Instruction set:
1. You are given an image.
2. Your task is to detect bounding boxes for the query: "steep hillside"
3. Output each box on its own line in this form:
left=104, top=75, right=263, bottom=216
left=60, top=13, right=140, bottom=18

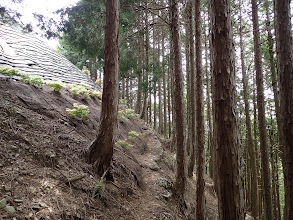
left=0, top=77, right=219, bottom=219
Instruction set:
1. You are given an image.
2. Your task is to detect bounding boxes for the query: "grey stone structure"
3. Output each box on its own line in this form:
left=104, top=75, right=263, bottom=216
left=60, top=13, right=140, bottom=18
left=0, top=23, right=96, bottom=87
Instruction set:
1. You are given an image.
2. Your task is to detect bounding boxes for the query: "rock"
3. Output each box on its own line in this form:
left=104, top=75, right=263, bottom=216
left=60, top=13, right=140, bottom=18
left=162, top=192, right=172, bottom=200
left=157, top=177, right=173, bottom=189
left=4, top=185, right=11, bottom=191
left=141, top=161, right=160, bottom=171
left=5, top=205, right=16, bottom=214
left=31, top=203, right=41, bottom=210
left=160, top=211, right=174, bottom=220
left=30, top=187, right=37, bottom=194
left=0, top=198, right=7, bottom=208
left=14, top=199, right=23, bottom=203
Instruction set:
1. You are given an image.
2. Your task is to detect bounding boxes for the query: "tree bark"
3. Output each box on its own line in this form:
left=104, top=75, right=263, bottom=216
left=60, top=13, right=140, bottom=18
left=239, top=1, right=259, bottom=217
left=274, top=0, right=293, bottom=219
left=251, top=0, right=273, bottom=219
left=187, top=0, right=196, bottom=176
left=88, top=0, right=119, bottom=176
left=194, top=0, right=205, bottom=218
left=170, top=0, right=187, bottom=207
left=210, top=0, right=244, bottom=219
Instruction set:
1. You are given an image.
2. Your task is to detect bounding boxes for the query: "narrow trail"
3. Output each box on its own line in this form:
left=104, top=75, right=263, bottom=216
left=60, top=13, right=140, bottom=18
left=132, top=126, right=176, bottom=220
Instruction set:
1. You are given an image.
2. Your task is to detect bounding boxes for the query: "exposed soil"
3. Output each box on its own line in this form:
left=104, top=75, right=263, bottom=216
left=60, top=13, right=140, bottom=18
left=0, top=77, right=219, bottom=219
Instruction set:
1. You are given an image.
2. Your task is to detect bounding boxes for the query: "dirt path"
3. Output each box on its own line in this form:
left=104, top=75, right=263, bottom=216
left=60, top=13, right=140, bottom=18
left=131, top=127, right=178, bottom=220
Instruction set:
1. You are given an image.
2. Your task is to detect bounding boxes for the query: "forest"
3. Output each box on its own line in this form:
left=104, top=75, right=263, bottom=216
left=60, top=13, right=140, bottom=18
left=1, top=0, right=293, bottom=219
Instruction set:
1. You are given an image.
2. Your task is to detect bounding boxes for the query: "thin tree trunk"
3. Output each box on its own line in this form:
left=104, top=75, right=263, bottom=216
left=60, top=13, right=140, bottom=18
left=239, top=1, right=259, bottom=217
left=140, top=6, right=149, bottom=120
left=135, top=10, right=143, bottom=114
left=194, top=0, right=205, bottom=218
left=251, top=0, right=273, bottom=218
left=162, top=32, right=167, bottom=137
left=265, top=1, right=284, bottom=163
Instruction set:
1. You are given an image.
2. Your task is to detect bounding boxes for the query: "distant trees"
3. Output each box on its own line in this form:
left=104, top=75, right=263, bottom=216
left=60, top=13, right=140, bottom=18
left=4, top=0, right=290, bottom=218
left=251, top=0, right=273, bottom=218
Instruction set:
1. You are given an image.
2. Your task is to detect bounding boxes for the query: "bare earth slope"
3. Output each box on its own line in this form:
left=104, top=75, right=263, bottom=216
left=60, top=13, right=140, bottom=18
left=0, top=77, right=218, bottom=220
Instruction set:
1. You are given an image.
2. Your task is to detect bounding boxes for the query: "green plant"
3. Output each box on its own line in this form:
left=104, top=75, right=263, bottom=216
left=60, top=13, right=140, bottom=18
left=0, top=67, right=19, bottom=76
left=27, top=75, right=44, bottom=86
left=96, top=182, right=104, bottom=191
left=89, top=90, right=102, bottom=99
left=46, top=80, right=64, bottom=92
left=80, top=81, right=92, bottom=89
left=120, top=99, right=128, bottom=105
left=66, top=103, right=90, bottom=119
left=128, top=131, right=140, bottom=141
left=69, top=83, right=91, bottom=99
left=19, top=73, right=30, bottom=82
left=115, top=140, right=133, bottom=148
left=95, top=78, right=102, bottom=87
left=82, top=66, right=90, bottom=75
left=118, top=110, right=128, bottom=122
left=125, top=109, right=135, bottom=120
left=118, top=109, right=136, bottom=122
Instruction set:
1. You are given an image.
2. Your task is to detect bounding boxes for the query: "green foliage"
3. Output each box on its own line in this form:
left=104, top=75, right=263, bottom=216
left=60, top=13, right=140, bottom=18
left=66, top=103, right=90, bottom=119
left=125, top=109, right=135, bottom=119
left=120, top=99, right=128, bottom=105
left=128, top=131, right=140, bottom=141
left=118, top=108, right=136, bottom=122
left=115, top=140, right=133, bottom=148
left=95, top=181, right=104, bottom=191
left=46, top=80, right=64, bottom=92
left=82, top=66, right=90, bottom=75
left=68, top=83, right=90, bottom=98
left=95, top=78, right=102, bottom=87
left=24, top=75, right=44, bottom=86
left=128, top=131, right=140, bottom=137
left=89, top=90, right=102, bottom=99
left=118, top=110, right=128, bottom=122
left=0, top=67, right=19, bottom=76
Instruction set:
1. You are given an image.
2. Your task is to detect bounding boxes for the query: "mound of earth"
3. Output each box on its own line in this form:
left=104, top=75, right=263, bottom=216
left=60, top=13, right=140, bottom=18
left=0, top=77, right=219, bottom=219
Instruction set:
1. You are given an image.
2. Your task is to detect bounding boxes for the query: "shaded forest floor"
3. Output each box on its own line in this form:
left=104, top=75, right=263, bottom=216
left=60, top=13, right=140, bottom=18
left=0, top=77, right=219, bottom=219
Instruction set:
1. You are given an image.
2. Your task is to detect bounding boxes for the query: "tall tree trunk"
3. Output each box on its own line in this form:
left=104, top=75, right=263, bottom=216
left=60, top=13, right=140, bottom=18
left=251, top=0, right=273, bottom=219
left=204, top=10, right=214, bottom=180
left=210, top=0, right=244, bottom=219
left=268, top=114, right=278, bottom=220
left=135, top=10, right=143, bottom=114
left=140, top=6, right=149, bottom=120
left=194, top=0, right=205, bottom=218
left=162, top=31, right=167, bottom=137
left=170, top=0, right=187, bottom=207
left=265, top=1, right=284, bottom=163
left=88, top=0, right=119, bottom=176
left=184, top=5, right=192, bottom=155
left=275, top=0, right=293, bottom=219
left=186, top=0, right=195, bottom=174
left=239, top=1, right=259, bottom=218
